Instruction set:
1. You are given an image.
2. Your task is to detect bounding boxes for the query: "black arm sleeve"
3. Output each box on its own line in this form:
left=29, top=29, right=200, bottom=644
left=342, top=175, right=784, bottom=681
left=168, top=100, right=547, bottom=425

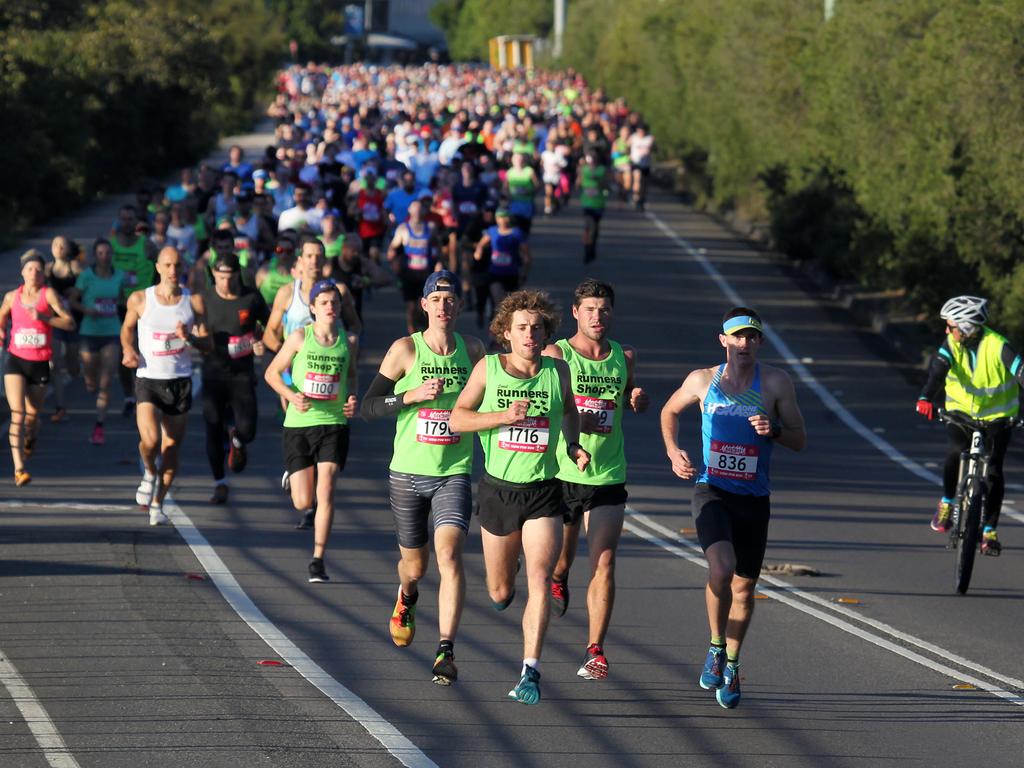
left=919, top=340, right=952, bottom=402
left=1000, top=342, right=1024, bottom=389
left=359, top=373, right=403, bottom=420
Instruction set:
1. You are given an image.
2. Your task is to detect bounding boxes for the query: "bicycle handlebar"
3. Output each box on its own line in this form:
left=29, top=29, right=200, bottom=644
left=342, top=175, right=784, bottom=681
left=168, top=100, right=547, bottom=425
left=935, top=408, right=1024, bottom=432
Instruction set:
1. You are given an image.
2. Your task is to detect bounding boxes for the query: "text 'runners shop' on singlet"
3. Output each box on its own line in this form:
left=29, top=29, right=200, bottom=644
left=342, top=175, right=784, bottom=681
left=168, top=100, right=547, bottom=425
left=390, top=332, right=473, bottom=476
left=283, top=324, right=351, bottom=428
left=698, top=364, right=773, bottom=496
left=479, top=355, right=563, bottom=484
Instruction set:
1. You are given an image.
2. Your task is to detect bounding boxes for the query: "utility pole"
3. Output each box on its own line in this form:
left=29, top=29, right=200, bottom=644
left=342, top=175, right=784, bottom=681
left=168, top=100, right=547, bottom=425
left=824, top=0, right=836, bottom=21
left=553, top=0, right=565, bottom=58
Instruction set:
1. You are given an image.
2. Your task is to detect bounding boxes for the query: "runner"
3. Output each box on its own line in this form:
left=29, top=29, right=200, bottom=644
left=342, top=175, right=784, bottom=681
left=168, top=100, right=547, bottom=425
left=659, top=308, right=806, bottom=708
left=473, top=209, right=530, bottom=328
left=628, top=125, right=654, bottom=211
left=0, top=250, right=77, bottom=485
left=387, top=200, right=442, bottom=334
left=578, top=152, right=609, bottom=264
left=504, top=152, right=539, bottom=236
left=256, top=234, right=297, bottom=306
left=45, top=235, right=83, bottom=422
left=68, top=239, right=127, bottom=445
left=264, top=279, right=358, bottom=582
left=543, top=279, right=648, bottom=681
left=450, top=290, right=591, bottom=705
left=200, top=253, right=270, bottom=504
left=360, top=271, right=485, bottom=685
left=120, top=247, right=210, bottom=524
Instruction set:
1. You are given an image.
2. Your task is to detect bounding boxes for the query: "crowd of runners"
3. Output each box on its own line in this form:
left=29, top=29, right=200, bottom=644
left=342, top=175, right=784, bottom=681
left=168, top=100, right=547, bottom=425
left=1, top=64, right=812, bottom=709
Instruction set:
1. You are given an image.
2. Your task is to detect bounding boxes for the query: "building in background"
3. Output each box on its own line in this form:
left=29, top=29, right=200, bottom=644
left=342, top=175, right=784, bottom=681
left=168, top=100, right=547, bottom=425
left=337, top=1, right=446, bottom=62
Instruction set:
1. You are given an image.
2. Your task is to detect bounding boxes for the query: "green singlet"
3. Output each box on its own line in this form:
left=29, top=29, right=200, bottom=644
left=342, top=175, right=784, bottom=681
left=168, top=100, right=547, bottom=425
left=507, top=167, right=535, bottom=203
left=283, top=324, right=351, bottom=428
left=320, top=234, right=345, bottom=261
left=580, top=166, right=608, bottom=211
left=111, top=235, right=154, bottom=296
left=554, top=339, right=628, bottom=485
left=260, top=260, right=292, bottom=305
left=390, top=333, right=473, bottom=476
left=480, top=355, right=563, bottom=484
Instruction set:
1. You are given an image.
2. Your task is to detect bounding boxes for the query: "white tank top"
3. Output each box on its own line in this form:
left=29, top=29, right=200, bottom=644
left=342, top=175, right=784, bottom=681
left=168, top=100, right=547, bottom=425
left=283, top=279, right=312, bottom=336
left=137, top=286, right=195, bottom=380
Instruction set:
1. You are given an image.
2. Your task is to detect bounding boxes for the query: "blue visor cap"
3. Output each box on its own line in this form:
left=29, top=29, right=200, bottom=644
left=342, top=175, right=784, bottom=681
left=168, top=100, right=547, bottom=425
left=423, top=270, right=461, bottom=298
left=309, top=279, right=339, bottom=306
left=722, top=315, right=764, bottom=335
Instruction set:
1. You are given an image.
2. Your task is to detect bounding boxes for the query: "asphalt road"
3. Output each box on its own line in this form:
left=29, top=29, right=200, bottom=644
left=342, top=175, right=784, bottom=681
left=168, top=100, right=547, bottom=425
left=2, top=181, right=1023, bottom=767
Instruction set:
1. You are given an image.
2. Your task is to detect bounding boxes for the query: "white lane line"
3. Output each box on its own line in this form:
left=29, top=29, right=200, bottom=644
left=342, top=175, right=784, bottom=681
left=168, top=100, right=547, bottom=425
left=162, top=497, right=438, bottom=768
left=623, top=512, right=1024, bottom=706
left=0, top=654, right=81, bottom=767
left=0, top=501, right=134, bottom=513
left=645, top=210, right=1024, bottom=527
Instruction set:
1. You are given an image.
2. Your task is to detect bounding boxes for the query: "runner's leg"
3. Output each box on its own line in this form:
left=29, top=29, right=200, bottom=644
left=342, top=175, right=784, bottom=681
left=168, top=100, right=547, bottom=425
left=5, top=374, right=27, bottom=473
left=154, top=413, right=187, bottom=505
left=583, top=504, right=624, bottom=646
left=481, top=527, right=522, bottom=608
left=312, top=461, right=339, bottom=559
left=520, top=515, right=562, bottom=660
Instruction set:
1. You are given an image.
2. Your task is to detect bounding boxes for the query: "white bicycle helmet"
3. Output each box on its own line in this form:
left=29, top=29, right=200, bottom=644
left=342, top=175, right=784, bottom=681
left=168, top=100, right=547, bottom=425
left=940, top=295, right=988, bottom=337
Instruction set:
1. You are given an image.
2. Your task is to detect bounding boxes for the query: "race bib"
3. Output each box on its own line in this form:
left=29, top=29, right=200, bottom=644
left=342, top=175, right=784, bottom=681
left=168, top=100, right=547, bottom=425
left=151, top=331, right=186, bottom=357
left=575, top=395, right=615, bottom=435
left=94, top=298, right=117, bottom=317
left=363, top=203, right=380, bottom=222
left=303, top=371, right=339, bottom=400
left=408, top=253, right=430, bottom=271
left=458, top=201, right=478, bottom=214
left=492, top=250, right=513, bottom=268
left=228, top=332, right=253, bottom=359
left=13, top=330, right=45, bottom=348
left=708, top=440, right=759, bottom=481
left=125, top=271, right=138, bottom=287
left=498, top=416, right=550, bottom=453
left=416, top=408, right=461, bottom=445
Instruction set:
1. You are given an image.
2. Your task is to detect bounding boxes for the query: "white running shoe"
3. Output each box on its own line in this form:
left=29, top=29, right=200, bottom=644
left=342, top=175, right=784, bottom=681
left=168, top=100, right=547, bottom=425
left=136, top=473, right=156, bottom=507
left=149, top=502, right=169, bottom=526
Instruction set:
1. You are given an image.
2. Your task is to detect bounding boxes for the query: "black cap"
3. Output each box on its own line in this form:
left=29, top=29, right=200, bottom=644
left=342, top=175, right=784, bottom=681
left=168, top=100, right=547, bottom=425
left=212, top=252, right=241, bottom=273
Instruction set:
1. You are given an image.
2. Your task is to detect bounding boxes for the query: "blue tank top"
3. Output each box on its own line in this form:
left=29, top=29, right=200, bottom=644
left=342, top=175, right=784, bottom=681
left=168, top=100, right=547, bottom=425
left=403, top=221, right=433, bottom=272
left=487, top=225, right=525, bottom=277
left=698, top=364, right=773, bottom=496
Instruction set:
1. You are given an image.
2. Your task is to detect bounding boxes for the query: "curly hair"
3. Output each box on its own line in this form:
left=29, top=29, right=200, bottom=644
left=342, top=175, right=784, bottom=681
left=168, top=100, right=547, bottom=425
left=490, top=290, right=561, bottom=348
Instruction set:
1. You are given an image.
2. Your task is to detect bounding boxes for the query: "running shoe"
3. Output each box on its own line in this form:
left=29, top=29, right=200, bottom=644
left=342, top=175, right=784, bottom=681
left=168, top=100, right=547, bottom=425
left=716, top=663, right=741, bottom=709
left=136, top=473, right=157, bottom=507
left=550, top=576, right=569, bottom=617
left=577, top=644, right=609, bottom=680
left=931, top=499, right=953, bottom=532
left=295, top=509, right=315, bottom=529
left=307, top=558, right=329, bottom=583
left=228, top=430, right=247, bottom=473
left=389, top=589, right=417, bottom=647
left=51, top=407, right=66, bottom=423
left=149, top=502, right=169, bottom=526
left=14, top=470, right=31, bottom=487
left=210, top=484, right=229, bottom=505
left=507, top=665, right=541, bottom=705
left=122, top=398, right=136, bottom=418
left=699, top=645, right=727, bottom=690
left=981, top=528, right=1002, bottom=557
left=89, top=423, right=105, bottom=445
left=432, top=650, right=458, bottom=686
left=281, top=469, right=291, bottom=494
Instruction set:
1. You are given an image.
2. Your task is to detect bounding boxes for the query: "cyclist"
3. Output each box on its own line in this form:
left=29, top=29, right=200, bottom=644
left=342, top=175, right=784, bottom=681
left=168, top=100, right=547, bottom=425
left=659, top=308, right=806, bottom=709
left=915, top=296, right=1024, bottom=555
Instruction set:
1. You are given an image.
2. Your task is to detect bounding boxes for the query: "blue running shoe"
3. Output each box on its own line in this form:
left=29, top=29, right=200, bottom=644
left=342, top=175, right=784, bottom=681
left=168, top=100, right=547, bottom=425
left=716, top=663, right=741, bottom=709
left=507, top=665, right=541, bottom=705
left=699, top=646, right=726, bottom=690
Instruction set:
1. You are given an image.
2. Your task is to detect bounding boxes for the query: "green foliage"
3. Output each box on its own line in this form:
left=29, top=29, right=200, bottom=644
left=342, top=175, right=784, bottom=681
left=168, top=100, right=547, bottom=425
left=0, top=0, right=287, bottom=236
left=432, top=0, right=552, bottom=61
left=269, top=0, right=345, bottom=62
left=553, top=0, right=1024, bottom=347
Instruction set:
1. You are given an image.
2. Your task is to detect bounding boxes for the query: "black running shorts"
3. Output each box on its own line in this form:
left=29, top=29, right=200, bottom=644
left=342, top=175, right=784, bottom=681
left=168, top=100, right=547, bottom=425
left=475, top=474, right=562, bottom=536
left=282, top=423, right=349, bottom=474
left=4, top=354, right=50, bottom=387
left=692, top=482, right=771, bottom=580
left=135, top=376, right=192, bottom=416
left=560, top=481, right=628, bottom=526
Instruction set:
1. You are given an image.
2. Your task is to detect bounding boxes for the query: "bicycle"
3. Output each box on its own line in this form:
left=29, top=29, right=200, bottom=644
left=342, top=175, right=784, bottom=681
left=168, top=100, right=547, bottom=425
left=936, top=409, right=1022, bottom=594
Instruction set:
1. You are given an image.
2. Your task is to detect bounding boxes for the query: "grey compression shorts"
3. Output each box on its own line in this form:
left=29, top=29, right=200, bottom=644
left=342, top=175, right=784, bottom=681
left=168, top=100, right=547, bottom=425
left=388, top=471, right=472, bottom=549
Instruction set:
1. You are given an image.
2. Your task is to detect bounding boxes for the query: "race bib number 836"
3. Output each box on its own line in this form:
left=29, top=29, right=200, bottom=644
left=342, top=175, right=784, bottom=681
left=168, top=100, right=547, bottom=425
left=708, top=440, right=759, bottom=481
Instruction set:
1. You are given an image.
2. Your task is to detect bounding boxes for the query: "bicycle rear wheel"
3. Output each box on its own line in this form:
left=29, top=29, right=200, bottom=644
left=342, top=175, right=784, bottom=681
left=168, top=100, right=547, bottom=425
left=955, top=483, right=983, bottom=594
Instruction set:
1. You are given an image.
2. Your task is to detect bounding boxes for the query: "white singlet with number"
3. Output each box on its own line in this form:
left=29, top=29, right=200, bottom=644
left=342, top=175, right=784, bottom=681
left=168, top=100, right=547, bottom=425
left=707, top=440, right=759, bottom=481
left=136, top=286, right=194, bottom=380
left=304, top=371, right=339, bottom=400
left=151, top=331, right=186, bottom=357
left=416, top=408, right=460, bottom=445
left=575, top=395, right=615, bottom=435
left=498, top=416, right=550, bottom=453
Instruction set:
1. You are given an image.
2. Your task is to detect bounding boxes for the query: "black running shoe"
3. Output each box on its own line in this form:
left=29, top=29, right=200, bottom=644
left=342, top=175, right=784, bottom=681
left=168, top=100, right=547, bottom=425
left=432, top=651, right=458, bottom=686
left=550, top=577, right=569, bottom=617
left=228, top=430, right=247, bottom=473
left=308, top=558, right=329, bottom=583
left=296, top=510, right=315, bottom=529
left=210, top=484, right=229, bottom=505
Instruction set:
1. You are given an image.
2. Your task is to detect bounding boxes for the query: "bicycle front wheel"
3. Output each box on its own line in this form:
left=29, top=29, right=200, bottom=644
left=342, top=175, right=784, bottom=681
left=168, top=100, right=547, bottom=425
left=955, top=483, right=983, bottom=595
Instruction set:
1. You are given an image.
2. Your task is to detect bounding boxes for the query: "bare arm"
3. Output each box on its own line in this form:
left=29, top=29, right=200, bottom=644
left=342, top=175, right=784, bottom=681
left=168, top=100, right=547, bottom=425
left=660, top=368, right=710, bottom=480
left=623, top=345, right=649, bottom=413
left=338, top=283, right=362, bottom=337
left=262, top=282, right=291, bottom=353
left=120, top=290, right=146, bottom=368
left=45, top=287, right=76, bottom=331
left=449, top=357, right=527, bottom=433
left=188, top=293, right=212, bottom=353
left=0, top=292, right=12, bottom=346
left=557, top=358, right=590, bottom=472
left=264, top=328, right=307, bottom=410
left=474, top=233, right=491, bottom=262
left=749, top=368, right=806, bottom=452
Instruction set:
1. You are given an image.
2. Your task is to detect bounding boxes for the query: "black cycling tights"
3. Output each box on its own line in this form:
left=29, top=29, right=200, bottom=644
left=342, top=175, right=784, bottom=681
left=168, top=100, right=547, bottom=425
left=943, top=422, right=1011, bottom=527
left=202, top=376, right=258, bottom=481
